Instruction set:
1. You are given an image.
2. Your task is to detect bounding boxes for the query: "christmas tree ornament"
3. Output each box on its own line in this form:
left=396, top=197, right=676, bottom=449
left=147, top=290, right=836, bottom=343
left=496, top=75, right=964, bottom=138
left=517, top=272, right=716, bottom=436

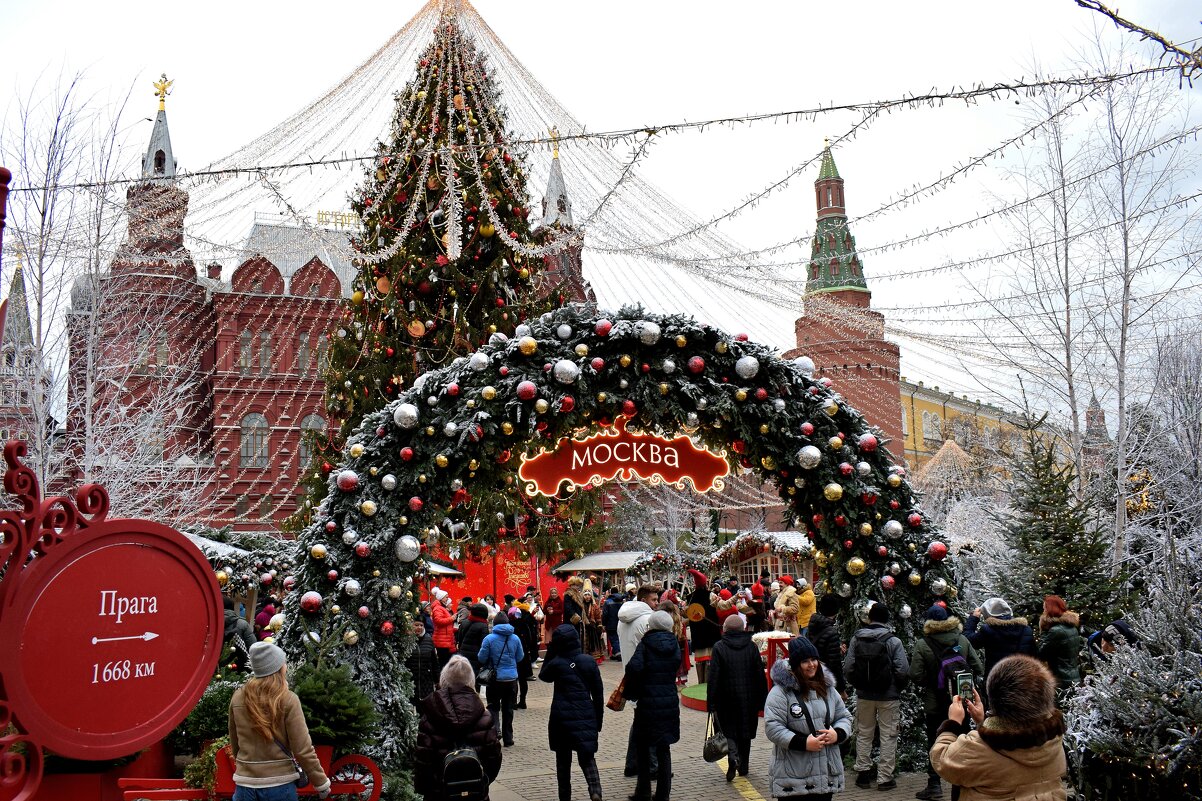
left=715, top=341, right=729, bottom=354
left=283, top=576, right=296, bottom=591
left=343, top=630, right=360, bottom=646
left=857, top=461, right=872, bottom=476
left=517, top=336, right=538, bottom=355
left=358, top=606, right=370, bottom=618
left=773, top=398, right=786, bottom=411
left=325, top=521, right=338, bottom=533
left=481, top=385, right=497, bottom=400
left=735, top=389, right=748, bottom=402
left=269, top=614, right=285, bottom=632
left=327, top=570, right=339, bottom=582
left=388, top=585, right=403, bottom=599
left=381, top=474, right=397, bottom=491
left=342, top=531, right=358, bottom=546
left=516, top=380, right=537, bottom=400
left=553, top=359, right=580, bottom=384
left=762, top=456, right=777, bottom=470
left=408, top=497, right=424, bottom=511
left=798, top=445, right=822, bottom=469
left=556, top=324, right=573, bottom=340
left=877, top=545, right=888, bottom=556
left=394, top=403, right=420, bottom=429
left=685, top=412, right=699, bottom=428
left=575, top=344, right=589, bottom=356
left=828, top=435, right=844, bottom=450
left=837, top=582, right=853, bottom=597
left=859, top=522, right=873, bottom=536
left=349, top=443, right=365, bottom=458
left=881, top=575, right=896, bottom=590
left=638, top=321, right=661, bottom=345
left=380, top=621, right=395, bottom=636
left=883, top=520, right=904, bottom=539
left=844, top=539, right=854, bottom=549
left=595, top=319, right=612, bottom=336
left=886, top=473, right=903, bottom=488
left=261, top=572, right=273, bottom=585
left=846, top=557, right=866, bottom=575
left=800, top=421, right=815, bottom=436
left=858, top=433, right=878, bottom=452
left=534, top=399, right=549, bottom=414
left=930, top=577, right=948, bottom=595
left=395, top=535, right=421, bottom=562
left=515, top=324, right=532, bottom=338
left=824, top=401, right=839, bottom=416
left=589, top=357, right=605, bottom=372
left=618, top=355, right=632, bottom=368
left=687, top=356, right=706, bottom=374
left=661, top=358, right=677, bottom=374
left=899, top=604, right=913, bottom=619
left=560, top=395, right=576, bottom=412
left=360, top=500, right=378, bottom=517
left=889, top=562, right=902, bottom=575
left=908, top=570, right=922, bottom=586
left=310, top=544, right=329, bottom=560
left=300, top=591, right=324, bottom=613
left=621, top=399, right=637, bottom=416
left=839, top=461, right=854, bottom=476
left=759, top=424, right=770, bottom=434
left=337, top=470, right=360, bottom=492
left=619, top=379, right=630, bottom=390
left=469, top=352, right=489, bottom=371
left=399, top=447, right=415, bottom=462
left=659, top=383, right=670, bottom=396
left=351, top=289, right=365, bottom=305
left=216, top=570, right=229, bottom=586
left=344, top=579, right=363, bottom=596
left=443, top=421, right=458, bottom=437
left=696, top=397, right=708, bottom=410
left=426, top=395, right=439, bottom=407
left=927, top=541, right=949, bottom=561
left=754, top=388, right=769, bottom=401
left=794, top=356, right=815, bottom=376
left=735, top=356, right=760, bottom=379
left=823, top=483, right=844, bottom=501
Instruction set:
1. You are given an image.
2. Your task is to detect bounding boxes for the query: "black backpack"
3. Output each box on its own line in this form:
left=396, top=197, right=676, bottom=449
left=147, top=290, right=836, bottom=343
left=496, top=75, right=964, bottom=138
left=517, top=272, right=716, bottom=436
left=850, top=634, right=896, bottom=694
left=443, top=743, right=488, bottom=800
left=926, top=636, right=970, bottom=704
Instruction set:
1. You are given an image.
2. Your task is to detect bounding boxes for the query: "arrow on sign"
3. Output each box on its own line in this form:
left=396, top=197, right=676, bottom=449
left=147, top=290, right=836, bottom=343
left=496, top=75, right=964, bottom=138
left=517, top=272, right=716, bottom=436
left=91, top=632, right=160, bottom=645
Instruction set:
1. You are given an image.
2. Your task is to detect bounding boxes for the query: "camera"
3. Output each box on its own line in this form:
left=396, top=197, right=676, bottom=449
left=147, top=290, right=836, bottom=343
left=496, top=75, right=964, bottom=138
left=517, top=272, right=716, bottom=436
left=954, top=671, right=974, bottom=699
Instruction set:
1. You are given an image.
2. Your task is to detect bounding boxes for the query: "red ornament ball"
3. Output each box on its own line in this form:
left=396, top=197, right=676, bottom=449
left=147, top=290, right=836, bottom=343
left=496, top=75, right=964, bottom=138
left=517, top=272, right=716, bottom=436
left=732, top=439, right=746, bottom=454
left=590, top=357, right=605, bottom=371
left=380, top=621, right=395, bottom=636
left=844, top=539, right=854, bottom=550
left=834, top=514, right=847, bottom=527
left=908, top=512, right=923, bottom=527
left=376, top=426, right=387, bottom=437
left=621, top=399, right=637, bottom=416
left=927, top=541, right=949, bottom=561
left=595, top=319, right=613, bottom=336
left=300, top=591, right=323, bottom=613
left=881, top=575, right=896, bottom=590
left=858, top=433, right=879, bottom=452
left=560, top=395, right=576, bottom=412
left=812, top=513, right=824, bottom=527
left=800, top=421, right=815, bottom=436
left=735, top=333, right=749, bottom=342
left=327, top=570, right=339, bottom=582
left=877, top=545, right=888, bottom=557
left=687, top=356, right=706, bottom=374
left=400, top=447, right=415, bottom=462
left=325, top=521, right=337, bottom=533
left=358, top=606, right=370, bottom=618
left=839, top=461, right=854, bottom=476
left=321, top=461, right=333, bottom=473
left=516, top=381, right=538, bottom=401
left=408, top=496, right=424, bottom=512
left=751, top=387, right=766, bottom=401
left=355, top=542, right=371, bottom=558
left=862, top=492, right=878, bottom=506
left=336, top=470, right=360, bottom=492
left=889, top=500, right=901, bottom=510
left=447, top=382, right=460, bottom=397
left=499, top=366, right=510, bottom=377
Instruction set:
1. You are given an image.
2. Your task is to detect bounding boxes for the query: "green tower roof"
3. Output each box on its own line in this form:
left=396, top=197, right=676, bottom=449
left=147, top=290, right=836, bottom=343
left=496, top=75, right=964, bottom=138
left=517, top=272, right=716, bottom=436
left=818, top=140, right=841, bottom=181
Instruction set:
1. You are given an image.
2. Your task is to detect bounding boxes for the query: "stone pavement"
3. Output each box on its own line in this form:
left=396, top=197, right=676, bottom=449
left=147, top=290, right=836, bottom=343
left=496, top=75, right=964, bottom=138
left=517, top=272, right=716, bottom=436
left=489, top=657, right=927, bottom=801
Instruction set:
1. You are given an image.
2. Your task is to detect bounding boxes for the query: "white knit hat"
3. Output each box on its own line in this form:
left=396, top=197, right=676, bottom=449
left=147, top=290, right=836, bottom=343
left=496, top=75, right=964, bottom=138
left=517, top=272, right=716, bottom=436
left=432, top=587, right=448, bottom=602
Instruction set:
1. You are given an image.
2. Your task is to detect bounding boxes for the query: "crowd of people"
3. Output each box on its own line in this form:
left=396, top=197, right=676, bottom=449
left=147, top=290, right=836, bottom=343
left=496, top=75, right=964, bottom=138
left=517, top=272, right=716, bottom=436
left=223, top=570, right=1131, bottom=801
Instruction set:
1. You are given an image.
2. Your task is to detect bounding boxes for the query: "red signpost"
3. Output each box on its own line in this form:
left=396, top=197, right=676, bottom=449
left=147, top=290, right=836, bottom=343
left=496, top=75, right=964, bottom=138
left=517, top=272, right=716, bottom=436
left=0, top=442, right=222, bottom=801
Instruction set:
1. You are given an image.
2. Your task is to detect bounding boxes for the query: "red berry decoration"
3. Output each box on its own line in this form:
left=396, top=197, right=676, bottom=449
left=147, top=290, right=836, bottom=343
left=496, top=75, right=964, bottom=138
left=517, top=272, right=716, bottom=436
left=839, top=461, right=854, bottom=476
left=800, top=422, right=815, bottom=436
left=300, top=591, right=323, bottom=613
left=591, top=357, right=605, bottom=371
left=754, top=387, right=769, bottom=401
left=560, top=395, right=576, bottom=412
left=517, top=380, right=538, bottom=401
left=621, top=399, right=637, bottom=416
left=355, top=542, right=371, bottom=558
left=380, top=621, right=395, bottom=636
left=447, top=382, right=460, bottom=397
left=927, top=541, right=949, bottom=561
left=358, top=606, right=370, bottom=618
left=908, top=512, right=923, bottom=527
left=400, top=447, right=415, bottom=462
left=336, top=470, right=359, bottom=492
left=595, top=319, right=613, bottom=336
left=858, top=433, right=878, bottom=452
left=409, top=497, right=424, bottom=512
left=687, top=356, right=706, bottom=374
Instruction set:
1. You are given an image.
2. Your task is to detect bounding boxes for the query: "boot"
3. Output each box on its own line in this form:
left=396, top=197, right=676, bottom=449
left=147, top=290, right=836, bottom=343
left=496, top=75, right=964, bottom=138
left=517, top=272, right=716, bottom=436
left=915, top=778, right=943, bottom=800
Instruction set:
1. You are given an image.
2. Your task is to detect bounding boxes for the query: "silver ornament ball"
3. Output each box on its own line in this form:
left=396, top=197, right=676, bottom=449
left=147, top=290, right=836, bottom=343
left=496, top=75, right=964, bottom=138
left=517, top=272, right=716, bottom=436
left=552, top=359, right=580, bottom=384
left=638, top=321, right=661, bottom=345
left=735, top=355, right=760, bottom=379
left=393, top=403, right=420, bottom=429
left=797, top=445, right=822, bottom=469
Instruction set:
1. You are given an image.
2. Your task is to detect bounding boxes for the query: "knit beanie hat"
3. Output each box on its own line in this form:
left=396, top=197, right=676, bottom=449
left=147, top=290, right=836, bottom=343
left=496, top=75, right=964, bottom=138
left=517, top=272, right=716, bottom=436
left=986, top=655, right=1057, bottom=723
left=648, top=610, right=675, bottom=632
left=924, top=604, right=949, bottom=622
left=751, top=582, right=765, bottom=599
left=982, top=597, right=1013, bottom=619
left=788, top=636, right=819, bottom=668
left=868, top=601, right=891, bottom=623
left=470, top=603, right=488, bottom=619
left=723, top=614, right=745, bottom=632
left=249, top=642, right=286, bottom=678
left=493, top=611, right=510, bottom=626
left=718, top=588, right=732, bottom=600
left=432, top=587, right=448, bottom=602
left=779, top=575, right=794, bottom=587
left=1043, top=595, right=1067, bottom=617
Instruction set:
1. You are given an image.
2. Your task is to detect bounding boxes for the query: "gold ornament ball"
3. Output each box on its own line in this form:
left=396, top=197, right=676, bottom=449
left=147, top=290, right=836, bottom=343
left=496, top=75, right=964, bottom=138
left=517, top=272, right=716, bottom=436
left=735, top=389, right=748, bottom=402
left=829, top=436, right=844, bottom=450
left=500, top=422, right=514, bottom=435
left=372, top=570, right=381, bottom=577
left=787, top=487, right=796, bottom=496
left=369, top=466, right=379, bottom=476
left=762, top=456, right=777, bottom=470
left=310, top=544, right=328, bottom=560
left=675, top=335, right=687, bottom=348
left=715, top=341, right=729, bottom=354
left=360, top=500, right=378, bottom=517
left=909, top=571, right=922, bottom=586
left=859, top=522, right=873, bottom=536
left=351, top=290, right=365, bottom=305
left=519, top=267, right=530, bottom=279
left=482, top=385, right=497, bottom=400
left=418, top=473, right=428, bottom=483
left=331, top=605, right=341, bottom=615
left=469, top=459, right=480, bottom=470
left=908, top=542, right=917, bottom=551
left=425, top=426, right=436, bottom=436
left=596, top=392, right=608, bottom=403
left=618, top=354, right=632, bottom=368
left=659, top=383, right=670, bottom=396
left=887, top=474, right=903, bottom=488
left=517, top=336, right=538, bottom=355
left=846, top=556, right=867, bottom=576
left=759, top=424, right=770, bottom=434
left=815, top=551, right=829, bottom=568
left=466, top=400, right=476, bottom=409
left=215, top=570, right=229, bottom=586
left=388, top=585, right=403, bottom=599
left=435, top=454, right=449, bottom=468
left=534, top=399, right=550, bottom=414
left=343, top=630, right=360, bottom=646
left=575, top=344, right=589, bottom=356
left=824, top=402, right=839, bottom=416
left=349, top=443, right=365, bottom=458
left=823, top=482, right=844, bottom=501
left=398, top=515, right=408, bottom=526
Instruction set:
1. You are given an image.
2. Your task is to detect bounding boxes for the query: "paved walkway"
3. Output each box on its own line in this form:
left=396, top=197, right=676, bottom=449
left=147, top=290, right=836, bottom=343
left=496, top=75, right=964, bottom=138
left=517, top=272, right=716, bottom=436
left=490, top=657, right=927, bottom=801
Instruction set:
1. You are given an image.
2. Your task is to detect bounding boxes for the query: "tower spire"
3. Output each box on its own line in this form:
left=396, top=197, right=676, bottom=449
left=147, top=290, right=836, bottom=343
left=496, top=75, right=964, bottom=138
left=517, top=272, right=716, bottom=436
left=142, top=74, right=177, bottom=182
left=540, top=127, right=572, bottom=228
left=806, top=140, right=867, bottom=296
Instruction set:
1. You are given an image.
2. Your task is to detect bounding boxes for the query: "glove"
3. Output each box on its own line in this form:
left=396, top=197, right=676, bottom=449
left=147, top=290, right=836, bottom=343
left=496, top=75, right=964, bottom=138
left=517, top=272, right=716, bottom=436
left=315, top=780, right=331, bottom=799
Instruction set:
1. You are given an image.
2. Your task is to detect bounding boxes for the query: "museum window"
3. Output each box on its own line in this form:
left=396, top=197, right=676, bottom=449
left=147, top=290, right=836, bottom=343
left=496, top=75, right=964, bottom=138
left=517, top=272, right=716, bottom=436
left=156, top=331, right=169, bottom=367
left=298, top=413, right=325, bottom=466
left=235, top=495, right=249, bottom=520
left=239, top=330, right=253, bottom=375
left=297, top=332, right=311, bottom=376
left=259, top=333, right=272, bottom=376
left=259, top=494, right=274, bottom=521
left=240, top=413, right=269, bottom=469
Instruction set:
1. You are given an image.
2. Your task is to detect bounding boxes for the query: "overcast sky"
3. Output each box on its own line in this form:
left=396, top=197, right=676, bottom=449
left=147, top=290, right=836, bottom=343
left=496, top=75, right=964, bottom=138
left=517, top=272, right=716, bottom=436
left=1, top=0, right=1198, bottom=417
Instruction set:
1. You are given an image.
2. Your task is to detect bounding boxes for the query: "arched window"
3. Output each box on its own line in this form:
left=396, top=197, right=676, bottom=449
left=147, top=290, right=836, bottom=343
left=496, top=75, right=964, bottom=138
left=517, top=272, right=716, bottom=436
left=297, top=332, right=311, bottom=376
left=810, top=263, right=820, bottom=281
left=830, top=258, right=839, bottom=277
left=815, top=188, right=822, bottom=208
left=850, top=257, right=860, bottom=277
left=154, top=150, right=166, bottom=174
left=298, top=414, right=325, bottom=467
left=240, top=413, right=269, bottom=468
left=825, top=187, right=832, bottom=207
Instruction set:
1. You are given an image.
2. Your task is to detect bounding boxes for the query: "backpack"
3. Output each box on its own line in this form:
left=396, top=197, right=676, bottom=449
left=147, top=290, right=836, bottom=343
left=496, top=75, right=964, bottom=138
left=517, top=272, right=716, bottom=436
left=443, top=744, right=488, bottom=800
left=850, top=634, right=896, bottom=694
left=926, top=636, right=970, bottom=703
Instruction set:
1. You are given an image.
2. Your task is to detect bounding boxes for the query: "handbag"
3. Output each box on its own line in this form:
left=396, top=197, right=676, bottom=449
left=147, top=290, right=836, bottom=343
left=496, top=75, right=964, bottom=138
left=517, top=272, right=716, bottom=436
left=606, top=675, right=627, bottom=712
left=273, top=738, right=310, bottom=788
left=702, top=711, right=728, bottom=762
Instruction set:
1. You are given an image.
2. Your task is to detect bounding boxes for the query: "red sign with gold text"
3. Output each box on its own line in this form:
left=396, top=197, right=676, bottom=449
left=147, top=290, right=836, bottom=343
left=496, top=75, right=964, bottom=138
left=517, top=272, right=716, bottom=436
left=518, top=418, right=730, bottom=496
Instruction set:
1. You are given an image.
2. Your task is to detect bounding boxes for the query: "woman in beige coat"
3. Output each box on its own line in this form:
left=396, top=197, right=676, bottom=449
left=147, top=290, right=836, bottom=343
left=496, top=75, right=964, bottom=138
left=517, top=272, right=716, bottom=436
left=930, top=654, right=1067, bottom=801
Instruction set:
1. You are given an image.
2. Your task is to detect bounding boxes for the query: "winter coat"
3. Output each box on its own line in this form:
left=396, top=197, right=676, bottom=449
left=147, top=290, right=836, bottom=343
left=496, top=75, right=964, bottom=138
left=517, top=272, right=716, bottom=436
left=796, top=586, right=816, bottom=630
left=686, top=585, right=722, bottom=652
left=805, top=612, right=845, bottom=694
left=707, top=630, right=768, bottom=741
left=222, top=609, right=255, bottom=670
left=563, top=589, right=586, bottom=627
left=624, top=629, right=682, bottom=747
left=843, top=623, right=910, bottom=701
left=414, top=685, right=503, bottom=801
left=539, top=624, right=605, bottom=753
left=616, top=600, right=654, bottom=661
left=930, top=712, right=1068, bottom=800
left=909, top=616, right=984, bottom=714
left=544, top=594, right=563, bottom=631
left=228, top=687, right=330, bottom=793
left=406, top=632, right=439, bottom=703
left=1038, top=612, right=1083, bottom=689
left=774, top=585, right=801, bottom=634
left=455, top=616, right=490, bottom=671
left=478, top=623, right=524, bottom=682
left=965, top=614, right=1036, bottom=679
left=431, top=601, right=456, bottom=651
left=602, top=594, right=623, bottom=630
left=509, top=606, right=539, bottom=679
left=764, top=660, right=853, bottom=798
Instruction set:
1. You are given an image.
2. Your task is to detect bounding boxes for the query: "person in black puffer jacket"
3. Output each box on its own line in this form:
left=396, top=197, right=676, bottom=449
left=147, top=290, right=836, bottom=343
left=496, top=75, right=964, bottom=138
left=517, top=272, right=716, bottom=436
left=805, top=594, right=846, bottom=697
left=708, top=615, right=768, bottom=781
left=414, top=655, right=502, bottom=801
left=540, top=624, right=605, bottom=801
left=509, top=600, right=540, bottom=708
left=964, top=597, right=1036, bottom=690
left=406, top=619, right=440, bottom=704
left=456, top=604, right=491, bottom=683
left=625, top=611, right=682, bottom=801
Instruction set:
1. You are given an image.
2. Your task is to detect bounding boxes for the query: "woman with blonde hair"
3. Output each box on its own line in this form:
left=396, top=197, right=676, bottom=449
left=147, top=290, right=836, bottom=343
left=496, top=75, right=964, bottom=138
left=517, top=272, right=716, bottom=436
left=228, top=642, right=330, bottom=800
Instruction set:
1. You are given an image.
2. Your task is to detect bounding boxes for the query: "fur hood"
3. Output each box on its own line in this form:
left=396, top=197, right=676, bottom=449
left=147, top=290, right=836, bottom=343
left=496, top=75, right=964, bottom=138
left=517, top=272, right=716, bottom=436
left=769, top=658, right=837, bottom=691
left=1039, top=611, right=1080, bottom=632
left=922, top=616, right=963, bottom=635
left=984, top=615, right=1030, bottom=628
left=979, top=709, right=1066, bottom=752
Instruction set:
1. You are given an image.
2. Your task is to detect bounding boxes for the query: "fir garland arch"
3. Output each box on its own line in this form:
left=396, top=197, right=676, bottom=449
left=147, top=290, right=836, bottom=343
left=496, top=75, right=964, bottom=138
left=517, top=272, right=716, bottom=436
left=283, top=303, right=954, bottom=780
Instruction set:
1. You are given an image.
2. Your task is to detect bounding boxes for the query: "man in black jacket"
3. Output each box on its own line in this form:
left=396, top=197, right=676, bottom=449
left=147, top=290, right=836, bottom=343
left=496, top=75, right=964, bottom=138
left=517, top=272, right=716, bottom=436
left=807, top=593, right=846, bottom=697
left=405, top=619, right=439, bottom=704
left=602, top=586, right=624, bottom=661
left=455, top=603, right=491, bottom=684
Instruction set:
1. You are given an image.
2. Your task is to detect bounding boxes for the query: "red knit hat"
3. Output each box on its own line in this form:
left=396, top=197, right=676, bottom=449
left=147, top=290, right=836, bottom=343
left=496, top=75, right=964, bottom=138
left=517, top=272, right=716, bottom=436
left=718, top=588, right=732, bottom=600
left=687, top=568, right=709, bottom=589
left=1043, top=595, right=1067, bottom=617
left=750, top=582, right=765, bottom=599
left=779, top=575, right=794, bottom=587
